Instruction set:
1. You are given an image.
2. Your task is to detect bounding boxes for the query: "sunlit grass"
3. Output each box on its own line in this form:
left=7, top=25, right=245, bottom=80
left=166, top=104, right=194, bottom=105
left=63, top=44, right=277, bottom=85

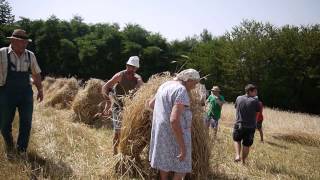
left=0, top=103, right=319, bottom=179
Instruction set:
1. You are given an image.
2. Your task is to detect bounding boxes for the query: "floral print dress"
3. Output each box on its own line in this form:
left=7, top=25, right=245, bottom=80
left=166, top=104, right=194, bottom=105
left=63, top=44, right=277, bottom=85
left=149, top=81, right=192, bottom=173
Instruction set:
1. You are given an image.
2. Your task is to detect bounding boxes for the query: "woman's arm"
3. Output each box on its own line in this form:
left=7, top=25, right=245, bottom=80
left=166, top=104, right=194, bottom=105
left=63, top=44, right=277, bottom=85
left=147, top=96, right=156, bottom=110
left=170, top=104, right=186, bottom=161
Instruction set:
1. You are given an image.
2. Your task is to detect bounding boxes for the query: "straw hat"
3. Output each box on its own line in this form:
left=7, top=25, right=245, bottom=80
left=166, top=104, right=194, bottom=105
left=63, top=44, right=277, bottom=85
left=211, top=86, right=220, bottom=92
left=7, top=29, right=32, bottom=42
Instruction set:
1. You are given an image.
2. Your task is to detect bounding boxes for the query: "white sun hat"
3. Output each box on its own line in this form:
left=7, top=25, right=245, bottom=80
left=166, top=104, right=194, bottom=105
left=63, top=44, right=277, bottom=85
left=126, top=56, right=140, bottom=68
left=175, top=68, right=200, bottom=82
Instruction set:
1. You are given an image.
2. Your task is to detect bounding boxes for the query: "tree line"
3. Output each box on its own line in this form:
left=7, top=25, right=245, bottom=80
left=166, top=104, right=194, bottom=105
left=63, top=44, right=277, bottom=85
left=1, top=0, right=319, bottom=114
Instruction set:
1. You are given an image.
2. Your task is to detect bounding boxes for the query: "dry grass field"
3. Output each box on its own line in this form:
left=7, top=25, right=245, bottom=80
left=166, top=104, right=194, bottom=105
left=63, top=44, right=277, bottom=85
left=0, top=81, right=319, bottom=179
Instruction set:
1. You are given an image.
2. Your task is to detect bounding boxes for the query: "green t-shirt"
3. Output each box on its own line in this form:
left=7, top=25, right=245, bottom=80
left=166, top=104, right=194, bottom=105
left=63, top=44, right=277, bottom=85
left=207, top=94, right=224, bottom=120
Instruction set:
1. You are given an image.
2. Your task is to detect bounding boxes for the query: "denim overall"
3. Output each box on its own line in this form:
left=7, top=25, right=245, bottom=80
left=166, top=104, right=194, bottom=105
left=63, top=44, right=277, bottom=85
left=1, top=48, right=33, bottom=152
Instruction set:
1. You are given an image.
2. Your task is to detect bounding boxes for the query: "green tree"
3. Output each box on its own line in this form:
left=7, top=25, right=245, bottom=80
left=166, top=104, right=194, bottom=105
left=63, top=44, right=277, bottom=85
left=0, top=0, right=14, bottom=25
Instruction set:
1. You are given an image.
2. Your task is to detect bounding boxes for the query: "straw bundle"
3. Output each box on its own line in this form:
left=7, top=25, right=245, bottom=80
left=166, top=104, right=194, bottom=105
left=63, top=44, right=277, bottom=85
left=106, top=72, right=171, bottom=178
left=106, top=73, right=212, bottom=179
left=42, top=76, right=56, bottom=91
left=44, top=78, right=79, bottom=109
left=72, top=78, right=108, bottom=125
left=119, top=72, right=171, bottom=157
left=189, top=84, right=212, bottom=179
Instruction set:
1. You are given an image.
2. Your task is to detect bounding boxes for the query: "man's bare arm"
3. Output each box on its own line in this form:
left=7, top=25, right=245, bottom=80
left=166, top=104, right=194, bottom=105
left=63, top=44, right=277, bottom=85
left=102, top=72, right=122, bottom=98
left=32, top=73, right=43, bottom=102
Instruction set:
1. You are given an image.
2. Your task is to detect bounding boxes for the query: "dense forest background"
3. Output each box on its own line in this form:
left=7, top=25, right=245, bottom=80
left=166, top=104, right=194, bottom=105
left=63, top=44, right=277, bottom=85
left=1, top=0, right=319, bottom=114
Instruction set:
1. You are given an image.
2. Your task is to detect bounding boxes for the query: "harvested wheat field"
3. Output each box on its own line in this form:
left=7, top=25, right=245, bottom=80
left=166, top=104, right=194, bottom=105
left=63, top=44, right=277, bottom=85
left=0, top=79, right=319, bottom=179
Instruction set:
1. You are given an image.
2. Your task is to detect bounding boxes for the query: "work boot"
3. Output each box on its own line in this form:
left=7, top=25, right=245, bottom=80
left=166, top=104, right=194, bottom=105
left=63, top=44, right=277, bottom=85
left=17, top=151, right=28, bottom=161
left=5, top=144, right=16, bottom=161
left=17, top=147, right=28, bottom=161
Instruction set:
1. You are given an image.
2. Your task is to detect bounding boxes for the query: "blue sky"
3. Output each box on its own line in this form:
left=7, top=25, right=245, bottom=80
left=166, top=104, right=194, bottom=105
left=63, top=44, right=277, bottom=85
left=8, top=0, right=320, bottom=40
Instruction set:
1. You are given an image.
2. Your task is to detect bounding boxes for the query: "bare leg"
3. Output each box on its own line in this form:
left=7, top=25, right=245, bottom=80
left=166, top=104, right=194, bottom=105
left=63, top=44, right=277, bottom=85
left=173, top=172, right=186, bottom=180
left=258, top=128, right=264, bottom=142
left=212, top=128, right=217, bottom=140
left=213, top=123, right=219, bottom=137
left=234, top=141, right=241, bottom=161
left=113, top=131, right=120, bottom=155
left=159, top=170, right=169, bottom=180
left=242, top=146, right=250, bottom=164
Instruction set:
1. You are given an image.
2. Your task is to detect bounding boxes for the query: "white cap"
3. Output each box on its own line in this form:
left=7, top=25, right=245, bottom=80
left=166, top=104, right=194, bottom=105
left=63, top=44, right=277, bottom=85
left=126, top=56, right=140, bottom=68
left=175, top=68, right=200, bottom=82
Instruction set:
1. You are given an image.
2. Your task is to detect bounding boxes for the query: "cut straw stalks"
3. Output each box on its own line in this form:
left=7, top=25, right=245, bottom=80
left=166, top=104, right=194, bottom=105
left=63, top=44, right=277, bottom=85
left=72, top=78, right=110, bottom=125
left=189, top=84, right=212, bottom=179
left=106, top=72, right=171, bottom=179
left=43, top=77, right=79, bottom=109
left=42, top=76, right=56, bottom=91
left=106, top=72, right=212, bottom=179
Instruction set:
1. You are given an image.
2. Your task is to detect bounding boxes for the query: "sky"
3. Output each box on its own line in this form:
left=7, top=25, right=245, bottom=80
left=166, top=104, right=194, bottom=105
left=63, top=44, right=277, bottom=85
left=8, top=0, right=320, bottom=41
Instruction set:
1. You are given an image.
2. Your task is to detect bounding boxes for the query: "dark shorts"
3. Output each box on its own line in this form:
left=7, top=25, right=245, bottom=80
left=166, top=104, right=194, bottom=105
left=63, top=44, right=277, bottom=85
left=256, top=121, right=263, bottom=129
left=233, top=124, right=255, bottom=147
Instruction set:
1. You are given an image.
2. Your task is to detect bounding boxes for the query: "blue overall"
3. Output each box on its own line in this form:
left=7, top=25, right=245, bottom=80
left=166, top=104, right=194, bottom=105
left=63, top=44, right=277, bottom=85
left=1, top=48, right=33, bottom=152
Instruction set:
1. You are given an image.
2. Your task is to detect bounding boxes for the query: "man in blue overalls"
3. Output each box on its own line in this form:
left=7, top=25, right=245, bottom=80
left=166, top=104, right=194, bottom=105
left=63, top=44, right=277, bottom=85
left=0, top=29, right=43, bottom=158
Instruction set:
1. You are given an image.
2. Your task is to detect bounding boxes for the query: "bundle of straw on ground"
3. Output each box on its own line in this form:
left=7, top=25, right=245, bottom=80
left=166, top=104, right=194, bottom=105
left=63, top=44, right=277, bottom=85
left=42, top=76, right=56, bottom=91
left=106, top=73, right=212, bottom=179
left=72, top=78, right=109, bottom=126
left=44, top=77, right=79, bottom=109
left=189, top=84, right=212, bottom=179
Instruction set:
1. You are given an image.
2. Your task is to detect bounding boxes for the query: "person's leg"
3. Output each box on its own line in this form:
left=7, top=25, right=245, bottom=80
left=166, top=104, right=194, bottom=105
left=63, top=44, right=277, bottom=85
left=213, top=119, right=219, bottom=137
left=159, top=170, right=169, bottom=180
left=256, top=122, right=263, bottom=142
left=242, top=128, right=255, bottom=164
left=0, top=88, right=5, bottom=130
left=112, top=106, right=121, bottom=155
left=241, top=146, right=250, bottom=164
left=232, top=124, right=242, bottom=161
left=1, top=100, right=17, bottom=152
left=16, top=91, right=33, bottom=152
left=173, top=172, right=186, bottom=180
left=234, top=141, right=241, bottom=161
left=258, top=128, right=264, bottom=142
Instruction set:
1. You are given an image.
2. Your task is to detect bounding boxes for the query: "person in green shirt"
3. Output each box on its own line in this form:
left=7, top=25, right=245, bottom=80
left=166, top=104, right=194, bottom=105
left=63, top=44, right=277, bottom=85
left=206, top=86, right=225, bottom=136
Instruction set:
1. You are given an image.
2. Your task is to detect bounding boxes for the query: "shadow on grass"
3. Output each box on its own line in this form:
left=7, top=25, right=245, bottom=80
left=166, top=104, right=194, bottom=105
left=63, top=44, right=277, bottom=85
left=27, top=151, right=73, bottom=179
left=272, top=132, right=320, bottom=147
left=207, top=171, right=241, bottom=180
left=255, top=160, right=309, bottom=180
left=265, top=141, right=288, bottom=149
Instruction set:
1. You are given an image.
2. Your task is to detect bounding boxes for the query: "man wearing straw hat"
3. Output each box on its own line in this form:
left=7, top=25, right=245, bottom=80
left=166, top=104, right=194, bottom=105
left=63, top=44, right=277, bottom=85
left=102, top=56, right=143, bottom=155
left=206, top=86, right=225, bottom=136
left=0, top=29, right=43, bottom=159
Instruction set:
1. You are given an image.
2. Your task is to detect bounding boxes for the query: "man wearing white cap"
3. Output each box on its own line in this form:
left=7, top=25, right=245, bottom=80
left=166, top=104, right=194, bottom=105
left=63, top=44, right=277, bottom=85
left=0, top=29, right=43, bottom=159
left=102, top=56, right=143, bottom=154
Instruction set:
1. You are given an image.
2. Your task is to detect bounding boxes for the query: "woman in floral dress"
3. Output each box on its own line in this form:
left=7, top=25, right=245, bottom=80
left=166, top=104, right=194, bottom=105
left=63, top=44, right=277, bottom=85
left=148, top=69, right=200, bottom=180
